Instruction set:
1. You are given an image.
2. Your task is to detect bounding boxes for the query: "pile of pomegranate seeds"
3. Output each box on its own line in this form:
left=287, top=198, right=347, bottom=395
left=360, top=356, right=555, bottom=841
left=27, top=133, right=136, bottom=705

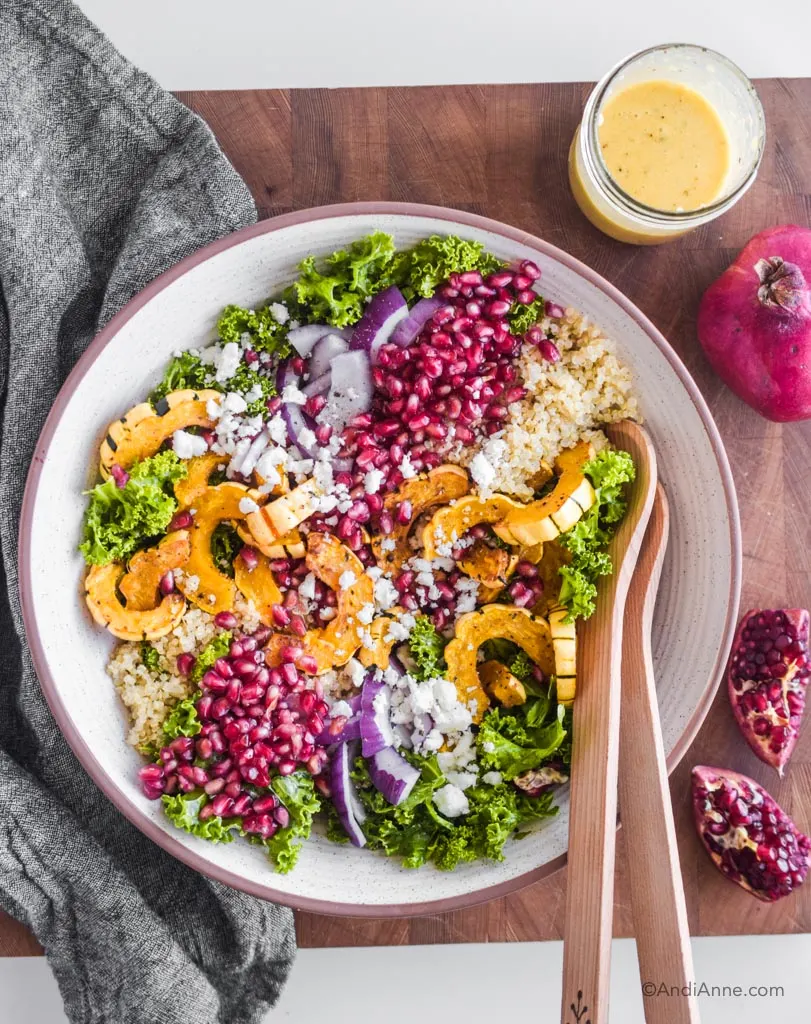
left=138, top=627, right=329, bottom=837
left=693, top=766, right=811, bottom=902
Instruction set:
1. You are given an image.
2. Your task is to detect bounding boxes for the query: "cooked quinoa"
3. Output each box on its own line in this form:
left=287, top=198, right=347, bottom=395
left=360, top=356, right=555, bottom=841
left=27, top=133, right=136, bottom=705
left=481, top=309, right=638, bottom=498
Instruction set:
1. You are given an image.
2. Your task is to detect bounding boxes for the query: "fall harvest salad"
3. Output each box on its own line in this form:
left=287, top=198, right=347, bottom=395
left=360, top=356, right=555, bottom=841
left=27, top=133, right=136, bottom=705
left=81, top=233, right=638, bottom=873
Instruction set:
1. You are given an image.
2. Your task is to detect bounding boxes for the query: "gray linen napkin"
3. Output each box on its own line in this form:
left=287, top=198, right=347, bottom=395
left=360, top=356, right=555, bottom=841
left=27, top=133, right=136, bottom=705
left=0, top=1, right=296, bottom=1020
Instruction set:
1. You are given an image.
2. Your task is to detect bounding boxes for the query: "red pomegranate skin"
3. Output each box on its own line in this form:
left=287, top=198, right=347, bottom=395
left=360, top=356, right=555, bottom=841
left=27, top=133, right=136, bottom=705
left=697, top=224, right=811, bottom=421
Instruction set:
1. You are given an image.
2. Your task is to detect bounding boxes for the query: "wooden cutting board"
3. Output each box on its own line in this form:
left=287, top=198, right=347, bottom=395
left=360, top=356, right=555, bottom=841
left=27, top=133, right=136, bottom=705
left=4, top=78, right=811, bottom=956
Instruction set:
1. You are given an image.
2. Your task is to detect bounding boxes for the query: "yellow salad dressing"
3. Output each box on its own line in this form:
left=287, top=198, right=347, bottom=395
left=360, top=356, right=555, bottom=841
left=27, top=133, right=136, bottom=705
left=597, top=80, right=730, bottom=211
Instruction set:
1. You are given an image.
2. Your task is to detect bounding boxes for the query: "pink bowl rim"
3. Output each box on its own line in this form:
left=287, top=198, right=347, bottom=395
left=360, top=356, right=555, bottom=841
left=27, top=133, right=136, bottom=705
left=18, top=201, right=741, bottom=918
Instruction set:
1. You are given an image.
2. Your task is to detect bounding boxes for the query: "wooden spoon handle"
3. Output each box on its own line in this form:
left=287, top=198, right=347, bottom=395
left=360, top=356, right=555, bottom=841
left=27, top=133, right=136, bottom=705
left=561, top=423, right=657, bottom=1024
left=618, top=487, right=700, bottom=1023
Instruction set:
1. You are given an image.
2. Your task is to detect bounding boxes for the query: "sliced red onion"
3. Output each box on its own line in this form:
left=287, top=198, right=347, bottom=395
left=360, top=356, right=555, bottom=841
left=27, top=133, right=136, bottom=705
left=310, top=333, right=350, bottom=380
left=315, top=696, right=363, bottom=746
left=360, top=672, right=394, bottom=757
left=350, top=286, right=408, bottom=363
left=323, top=350, right=373, bottom=431
left=390, top=295, right=444, bottom=348
left=276, top=362, right=316, bottom=458
left=330, top=741, right=366, bottom=847
left=302, top=373, right=332, bottom=398
left=287, top=324, right=332, bottom=357
left=368, top=747, right=420, bottom=806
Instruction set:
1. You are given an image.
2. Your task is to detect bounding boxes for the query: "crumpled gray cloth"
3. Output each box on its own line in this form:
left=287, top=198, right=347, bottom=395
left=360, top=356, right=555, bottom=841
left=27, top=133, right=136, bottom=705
left=0, top=1, right=296, bottom=1021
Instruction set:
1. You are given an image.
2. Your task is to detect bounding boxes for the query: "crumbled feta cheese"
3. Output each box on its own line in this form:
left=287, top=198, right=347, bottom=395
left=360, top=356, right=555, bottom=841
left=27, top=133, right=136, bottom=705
left=446, top=770, right=479, bottom=791
left=384, top=621, right=410, bottom=643
left=338, top=570, right=357, bottom=590
left=172, top=429, right=208, bottom=459
left=330, top=699, right=354, bottom=719
left=244, top=383, right=264, bottom=405
left=373, top=576, right=399, bottom=611
left=238, top=496, right=261, bottom=515
left=266, top=413, right=288, bottom=445
left=357, top=603, right=375, bottom=625
left=298, top=426, right=317, bottom=451
left=270, top=301, right=289, bottom=324
left=299, top=572, right=317, bottom=600
left=281, top=383, right=307, bottom=405
left=433, top=784, right=470, bottom=818
left=422, top=729, right=444, bottom=752
left=399, top=453, right=417, bottom=479
left=345, top=657, right=366, bottom=687
left=213, top=341, right=242, bottom=383
left=222, top=392, right=248, bottom=415
left=482, top=741, right=496, bottom=754
left=469, top=451, right=496, bottom=492
left=206, top=397, right=222, bottom=419
left=482, top=771, right=503, bottom=786
left=380, top=537, right=396, bottom=553
left=363, top=468, right=384, bottom=494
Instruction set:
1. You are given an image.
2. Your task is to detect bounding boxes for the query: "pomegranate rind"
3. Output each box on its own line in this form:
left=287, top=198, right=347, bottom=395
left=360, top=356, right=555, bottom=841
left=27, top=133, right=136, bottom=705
left=691, top=765, right=811, bottom=903
left=727, top=608, right=810, bottom=775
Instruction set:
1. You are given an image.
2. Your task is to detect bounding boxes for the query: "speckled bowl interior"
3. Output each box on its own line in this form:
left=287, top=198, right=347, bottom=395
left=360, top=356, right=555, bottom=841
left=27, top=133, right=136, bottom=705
left=20, top=204, right=740, bottom=915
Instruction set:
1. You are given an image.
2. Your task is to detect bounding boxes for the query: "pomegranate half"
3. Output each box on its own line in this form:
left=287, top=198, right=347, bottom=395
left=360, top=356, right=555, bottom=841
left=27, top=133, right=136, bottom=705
left=697, top=224, right=811, bottom=421
left=727, top=608, right=810, bottom=775
left=692, top=765, right=811, bottom=902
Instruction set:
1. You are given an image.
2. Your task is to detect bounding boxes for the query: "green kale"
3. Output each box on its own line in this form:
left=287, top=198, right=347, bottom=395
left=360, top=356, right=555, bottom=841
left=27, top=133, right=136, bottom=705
left=211, top=523, right=241, bottom=578
left=407, top=616, right=447, bottom=681
left=150, top=348, right=275, bottom=417
left=263, top=772, right=322, bottom=874
left=284, top=232, right=397, bottom=328
left=190, top=631, right=233, bottom=684
left=336, top=751, right=557, bottom=870
left=509, top=649, right=535, bottom=682
left=149, top=351, right=210, bottom=404
left=162, top=694, right=201, bottom=741
left=216, top=303, right=292, bottom=358
left=162, top=791, right=239, bottom=843
left=557, top=448, right=636, bottom=621
left=508, top=296, right=545, bottom=335
left=80, top=451, right=187, bottom=566
left=477, top=696, right=567, bottom=780
left=140, top=642, right=161, bottom=673
left=388, top=235, right=504, bottom=304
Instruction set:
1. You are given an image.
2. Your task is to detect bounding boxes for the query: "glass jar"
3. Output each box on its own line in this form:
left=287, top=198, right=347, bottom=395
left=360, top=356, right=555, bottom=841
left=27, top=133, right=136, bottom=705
left=568, top=43, right=766, bottom=244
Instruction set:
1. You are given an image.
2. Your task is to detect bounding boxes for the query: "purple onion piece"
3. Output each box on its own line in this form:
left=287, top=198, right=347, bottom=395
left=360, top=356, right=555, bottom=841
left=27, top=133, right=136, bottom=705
left=330, top=740, right=366, bottom=847
left=349, top=286, right=408, bottom=363
left=368, top=747, right=420, bottom=806
left=310, top=333, right=350, bottom=380
left=359, top=672, right=394, bottom=757
left=389, top=295, right=444, bottom=348
left=287, top=323, right=332, bottom=357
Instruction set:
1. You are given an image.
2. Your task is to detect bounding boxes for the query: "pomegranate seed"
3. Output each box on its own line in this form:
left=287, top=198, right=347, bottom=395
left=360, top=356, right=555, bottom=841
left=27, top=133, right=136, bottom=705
left=110, top=463, right=130, bottom=488
left=545, top=301, right=565, bottom=318
left=271, top=603, right=291, bottom=627
left=214, top=611, right=238, bottom=630
left=396, top=500, right=413, bottom=525
left=176, top=652, right=196, bottom=676
left=304, top=394, right=326, bottom=417
left=487, top=270, right=514, bottom=288
left=516, top=288, right=537, bottom=306
left=266, top=396, right=282, bottom=414
left=539, top=340, right=561, bottom=362
left=289, top=615, right=308, bottom=637
left=168, top=509, right=193, bottom=531
left=520, top=259, right=541, bottom=281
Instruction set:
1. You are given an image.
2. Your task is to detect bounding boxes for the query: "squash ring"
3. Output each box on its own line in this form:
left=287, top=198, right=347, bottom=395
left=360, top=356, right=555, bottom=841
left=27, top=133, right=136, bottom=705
left=119, top=530, right=191, bottom=611
left=85, top=563, right=185, bottom=641
left=444, top=605, right=555, bottom=723
left=99, top=388, right=221, bottom=479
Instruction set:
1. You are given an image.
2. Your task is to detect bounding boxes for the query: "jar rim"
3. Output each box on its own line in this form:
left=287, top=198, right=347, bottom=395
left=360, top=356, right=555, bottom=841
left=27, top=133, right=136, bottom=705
left=582, top=42, right=766, bottom=225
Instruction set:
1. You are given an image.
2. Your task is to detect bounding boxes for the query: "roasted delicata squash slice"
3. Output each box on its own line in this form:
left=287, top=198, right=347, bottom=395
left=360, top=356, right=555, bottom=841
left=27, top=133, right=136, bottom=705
left=421, top=493, right=520, bottom=560
left=444, top=605, right=555, bottom=723
left=549, top=604, right=577, bottom=704
left=246, top=477, right=323, bottom=548
left=99, top=388, right=220, bottom=478
left=265, top=533, right=375, bottom=672
left=234, top=551, right=282, bottom=624
left=85, top=563, right=185, bottom=641
left=119, top=530, right=191, bottom=611
left=358, top=615, right=400, bottom=671
left=494, top=442, right=596, bottom=546
left=478, top=660, right=527, bottom=707
left=235, top=522, right=306, bottom=560
left=530, top=540, right=571, bottom=615
left=373, top=464, right=470, bottom=573
left=458, top=540, right=518, bottom=589
left=176, top=482, right=264, bottom=614
left=174, top=452, right=224, bottom=507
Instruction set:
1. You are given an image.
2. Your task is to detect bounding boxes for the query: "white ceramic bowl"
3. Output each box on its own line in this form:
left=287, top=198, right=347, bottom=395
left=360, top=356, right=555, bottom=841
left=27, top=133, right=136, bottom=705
left=20, top=203, right=741, bottom=915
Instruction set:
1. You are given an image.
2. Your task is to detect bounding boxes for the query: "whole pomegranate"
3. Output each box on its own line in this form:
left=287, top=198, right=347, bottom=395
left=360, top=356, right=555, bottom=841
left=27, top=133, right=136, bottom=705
left=692, top=765, right=811, bottom=902
left=727, top=609, right=810, bottom=775
left=697, top=224, right=811, bottom=421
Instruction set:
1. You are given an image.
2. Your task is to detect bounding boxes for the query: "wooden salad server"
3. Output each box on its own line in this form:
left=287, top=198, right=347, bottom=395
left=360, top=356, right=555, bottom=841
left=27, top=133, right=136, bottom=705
left=561, top=420, right=657, bottom=1024
left=618, top=484, right=700, bottom=1023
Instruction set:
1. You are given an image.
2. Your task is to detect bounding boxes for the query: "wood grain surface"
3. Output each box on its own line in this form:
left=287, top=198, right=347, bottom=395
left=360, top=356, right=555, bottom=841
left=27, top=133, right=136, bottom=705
left=4, top=78, right=811, bottom=957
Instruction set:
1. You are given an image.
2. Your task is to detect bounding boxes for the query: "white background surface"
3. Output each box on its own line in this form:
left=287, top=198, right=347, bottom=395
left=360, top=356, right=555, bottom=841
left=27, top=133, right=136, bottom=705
left=74, top=0, right=811, bottom=91
left=2, top=936, right=809, bottom=1023
left=10, top=2, right=811, bottom=1021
